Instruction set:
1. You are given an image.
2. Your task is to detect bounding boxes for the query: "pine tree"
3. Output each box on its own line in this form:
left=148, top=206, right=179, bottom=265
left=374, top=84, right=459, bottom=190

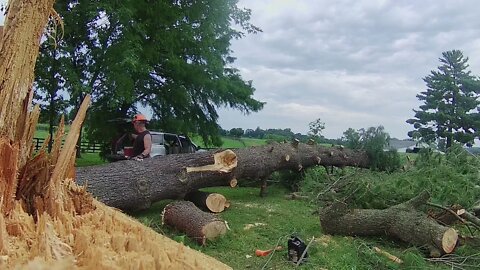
left=407, top=50, right=480, bottom=148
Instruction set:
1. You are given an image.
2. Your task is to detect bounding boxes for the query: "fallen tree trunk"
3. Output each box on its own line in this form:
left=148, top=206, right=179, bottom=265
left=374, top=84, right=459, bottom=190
left=185, top=190, right=229, bottom=213
left=162, top=201, right=227, bottom=245
left=77, top=143, right=369, bottom=210
left=319, top=191, right=458, bottom=257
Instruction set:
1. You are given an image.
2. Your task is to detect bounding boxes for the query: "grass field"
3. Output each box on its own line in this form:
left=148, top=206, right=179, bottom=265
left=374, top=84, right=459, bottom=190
left=41, top=122, right=479, bottom=269
left=72, top=145, right=480, bottom=269
left=132, top=185, right=452, bottom=270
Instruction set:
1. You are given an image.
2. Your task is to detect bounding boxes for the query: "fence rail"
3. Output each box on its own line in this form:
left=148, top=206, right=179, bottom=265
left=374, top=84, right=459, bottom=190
left=33, top=137, right=102, bottom=153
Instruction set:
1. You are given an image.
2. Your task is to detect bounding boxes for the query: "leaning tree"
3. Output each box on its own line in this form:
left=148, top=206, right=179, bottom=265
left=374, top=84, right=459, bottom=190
left=407, top=50, right=480, bottom=148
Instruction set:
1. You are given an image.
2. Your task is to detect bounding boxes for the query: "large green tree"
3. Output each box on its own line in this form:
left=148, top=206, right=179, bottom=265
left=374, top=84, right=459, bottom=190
left=35, top=0, right=264, bottom=154
left=407, top=50, right=480, bottom=148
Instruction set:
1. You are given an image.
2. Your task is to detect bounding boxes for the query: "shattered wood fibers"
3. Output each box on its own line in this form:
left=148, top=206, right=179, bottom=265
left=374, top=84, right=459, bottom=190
left=0, top=1, right=230, bottom=269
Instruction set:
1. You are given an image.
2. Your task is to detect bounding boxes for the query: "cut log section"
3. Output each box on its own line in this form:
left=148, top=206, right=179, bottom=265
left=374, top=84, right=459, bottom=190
left=162, top=201, right=227, bottom=245
left=320, top=191, right=458, bottom=257
left=185, top=190, right=229, bottom=213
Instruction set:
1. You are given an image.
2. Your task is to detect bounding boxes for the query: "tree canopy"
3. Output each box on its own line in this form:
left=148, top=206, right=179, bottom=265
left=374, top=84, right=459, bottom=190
left=35, top=0, right=264, bottom=153
left=407, top=50, right=480, bottom=148
left=308, top=118, right=325, bottom=142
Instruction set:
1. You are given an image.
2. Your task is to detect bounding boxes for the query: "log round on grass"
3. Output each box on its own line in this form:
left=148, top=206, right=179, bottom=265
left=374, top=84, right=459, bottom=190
left=162, top=201, right=227, bottom=245
left=185, top=190, right=228, bottom=213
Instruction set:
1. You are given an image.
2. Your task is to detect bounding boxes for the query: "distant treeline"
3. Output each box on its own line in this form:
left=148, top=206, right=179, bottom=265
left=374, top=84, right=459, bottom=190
left=221, top=127, right=342, bottom=145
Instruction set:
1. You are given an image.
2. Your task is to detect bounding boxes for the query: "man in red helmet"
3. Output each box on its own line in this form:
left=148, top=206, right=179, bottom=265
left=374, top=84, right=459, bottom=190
left=131, top=114, right=152, bottom=159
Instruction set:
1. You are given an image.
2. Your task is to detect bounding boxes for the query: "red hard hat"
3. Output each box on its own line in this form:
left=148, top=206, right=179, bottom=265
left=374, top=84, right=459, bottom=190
left=133, top=114, right=148, bottom=122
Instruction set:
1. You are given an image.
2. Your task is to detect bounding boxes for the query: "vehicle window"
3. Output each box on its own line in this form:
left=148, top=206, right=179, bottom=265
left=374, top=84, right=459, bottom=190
left=151, top=134, right=164, bottom=144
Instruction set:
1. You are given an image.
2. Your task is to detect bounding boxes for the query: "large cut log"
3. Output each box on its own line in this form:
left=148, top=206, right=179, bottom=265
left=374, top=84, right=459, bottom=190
left=162, top=201, right=227, bottom=245
left=77, top=143, right=369, bottom=210
left=185, top=190, right=229, bottom=213
left=319, top=191, right=458, bottom=257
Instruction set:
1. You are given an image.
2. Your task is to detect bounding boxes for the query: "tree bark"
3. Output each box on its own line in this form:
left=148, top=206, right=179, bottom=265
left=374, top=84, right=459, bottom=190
left=319, top=191, right=458, bottom=257
left=76, top=143, right=369, bottom=211
left=162, top=201, right=227, bottom=245
left=185, top=190, right=229, bottom=213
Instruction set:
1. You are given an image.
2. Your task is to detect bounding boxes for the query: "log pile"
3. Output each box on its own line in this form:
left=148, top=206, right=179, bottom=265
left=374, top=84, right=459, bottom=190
left=0, top=1, right=229, bottom=268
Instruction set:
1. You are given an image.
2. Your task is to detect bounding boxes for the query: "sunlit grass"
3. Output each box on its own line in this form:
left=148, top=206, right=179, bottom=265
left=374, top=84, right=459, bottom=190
left=132, top=185, right=452, bottom=269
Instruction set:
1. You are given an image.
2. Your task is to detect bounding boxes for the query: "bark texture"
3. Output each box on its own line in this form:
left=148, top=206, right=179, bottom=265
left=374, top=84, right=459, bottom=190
left=320, top=191, right=458, bottom=257
left=162, top=201, right=227, bottom=245
left=77, top=143, right=369, bottom=210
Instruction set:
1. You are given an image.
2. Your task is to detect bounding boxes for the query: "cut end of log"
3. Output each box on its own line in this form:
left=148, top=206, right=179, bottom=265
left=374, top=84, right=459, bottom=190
left=206, top=194, right=227, bottom=213
left=229, top=178, right=238, bottom=188
left=202, top=221, right=227, bottom=241
left=442, top=228, right=458, bottom=254
left=186, top=150, right=237, bottom=173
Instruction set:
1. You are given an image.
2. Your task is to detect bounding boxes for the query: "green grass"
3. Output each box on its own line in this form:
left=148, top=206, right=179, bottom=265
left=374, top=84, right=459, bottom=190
left=191, top=135, right=267, bottom=148
left=75, top=153, right=106, bottom=167
left=220, top=137, right=267, bottom=148
left=132, top=185, right=455, bottom=269
left=35, top=123, right=71, bottom=139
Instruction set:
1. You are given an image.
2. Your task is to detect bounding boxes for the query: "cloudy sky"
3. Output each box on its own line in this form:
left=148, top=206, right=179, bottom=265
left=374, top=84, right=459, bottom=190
left=2, top=1, right=480, bottom=139
left=218, top=0, right=480, bottom=139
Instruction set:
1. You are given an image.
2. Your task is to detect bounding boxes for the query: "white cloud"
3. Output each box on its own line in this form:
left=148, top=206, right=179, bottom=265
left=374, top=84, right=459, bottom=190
left=3, top=0, right=480, bottom=140
left=220, top=0, right=480, bottom=139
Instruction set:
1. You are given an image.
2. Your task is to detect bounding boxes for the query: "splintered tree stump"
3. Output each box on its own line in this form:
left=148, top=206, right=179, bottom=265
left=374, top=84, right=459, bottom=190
left=185, top=190, right=229, bottom=213
left=320, top=191, right=458, bottom=257
left=162, top=201, right=227, bottom=245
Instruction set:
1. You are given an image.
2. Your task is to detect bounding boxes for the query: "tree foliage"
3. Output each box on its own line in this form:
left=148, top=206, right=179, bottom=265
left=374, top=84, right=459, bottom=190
left=308, top=118, right=325, bottom=142
left=407, top=50, right=480, bottom=148
left=35, top=0, right=264, bottom=153
left=341, top=126, right=400, bottom=172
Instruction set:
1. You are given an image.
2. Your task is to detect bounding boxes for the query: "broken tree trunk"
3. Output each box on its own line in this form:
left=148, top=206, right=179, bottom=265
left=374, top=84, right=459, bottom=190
left=162, top=201, right=227, bottom=245
left=319, top=191, right=458, bottom=257
left=76, top=143, right=369, bottom=211
left=0, top=1, right=229, bottom=268
left=185, top=190, right=229, bottom=213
